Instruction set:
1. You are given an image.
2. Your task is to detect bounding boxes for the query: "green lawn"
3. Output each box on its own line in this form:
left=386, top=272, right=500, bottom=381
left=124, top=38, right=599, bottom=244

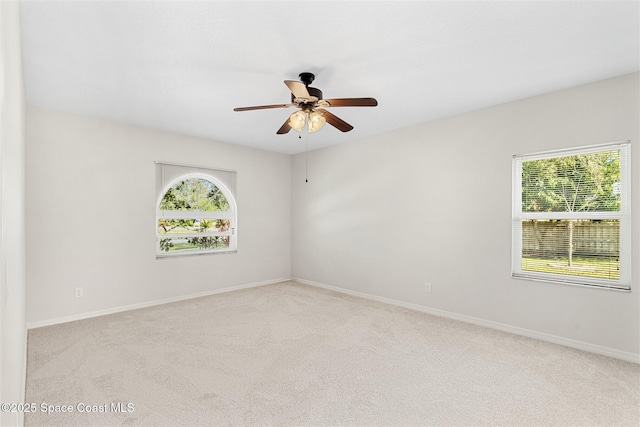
left=169, top=241, right=229, bottom=252
left=522, top=256, right=619, bottom=280
left=159, top=236, right=230, bottom=252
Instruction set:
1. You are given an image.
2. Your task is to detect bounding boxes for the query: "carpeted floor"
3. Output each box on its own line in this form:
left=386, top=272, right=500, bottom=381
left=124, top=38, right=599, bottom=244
left=25, top=281, right=639, bottom=426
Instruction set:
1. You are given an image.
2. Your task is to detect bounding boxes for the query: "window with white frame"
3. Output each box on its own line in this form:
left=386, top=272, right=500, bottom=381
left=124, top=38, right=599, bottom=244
left=512, top=141, right=630, bottom=290
left=156, top=162, right=237, bottom=257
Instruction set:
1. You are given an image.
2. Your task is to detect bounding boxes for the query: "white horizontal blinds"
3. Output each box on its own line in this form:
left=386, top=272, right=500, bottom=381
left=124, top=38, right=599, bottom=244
left=512, top=141, right=630, bottom=290
left=519, top=219, right=622, bottom=281
left=519, top=144, right=624, bottom=217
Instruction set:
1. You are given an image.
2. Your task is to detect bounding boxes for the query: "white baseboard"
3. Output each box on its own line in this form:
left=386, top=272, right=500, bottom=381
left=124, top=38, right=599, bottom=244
left=27, top=277, right=292, bottom=330
left=293, top=277, right=640, bottom=364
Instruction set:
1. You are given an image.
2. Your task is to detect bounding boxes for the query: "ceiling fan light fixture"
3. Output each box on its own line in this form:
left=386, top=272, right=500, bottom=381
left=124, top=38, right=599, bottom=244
left=307, top=110, right=326, bottom=133
left=288, top=110, right=306, bottom=131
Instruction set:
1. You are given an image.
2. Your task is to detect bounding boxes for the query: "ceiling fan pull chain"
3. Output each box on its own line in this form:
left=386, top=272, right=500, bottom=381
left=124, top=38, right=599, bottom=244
left=304, top=133, right=309, bottom=183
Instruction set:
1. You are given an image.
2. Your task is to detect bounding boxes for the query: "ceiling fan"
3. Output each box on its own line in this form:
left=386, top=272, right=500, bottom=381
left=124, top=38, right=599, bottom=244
left=233, top=72, right=378, bottom=134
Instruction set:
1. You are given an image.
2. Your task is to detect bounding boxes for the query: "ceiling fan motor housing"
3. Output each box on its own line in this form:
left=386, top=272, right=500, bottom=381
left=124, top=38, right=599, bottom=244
left=292, top=86, right=323, bottom=105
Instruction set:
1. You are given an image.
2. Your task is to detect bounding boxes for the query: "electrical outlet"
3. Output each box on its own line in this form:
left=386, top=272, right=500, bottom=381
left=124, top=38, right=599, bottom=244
left=424, top=282, right=432, bottom=293
left=75, top=287, right=84, bottom=298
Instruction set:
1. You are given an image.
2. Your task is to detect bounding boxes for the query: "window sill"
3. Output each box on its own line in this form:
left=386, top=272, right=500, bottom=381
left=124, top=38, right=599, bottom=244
left=512, top=273, right=631, bottom=292
left=156, top=250, right=237, bottom=260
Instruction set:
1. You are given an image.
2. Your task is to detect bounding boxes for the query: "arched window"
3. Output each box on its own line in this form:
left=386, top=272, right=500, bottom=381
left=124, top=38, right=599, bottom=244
left=156, top=172, right=237, bottom=257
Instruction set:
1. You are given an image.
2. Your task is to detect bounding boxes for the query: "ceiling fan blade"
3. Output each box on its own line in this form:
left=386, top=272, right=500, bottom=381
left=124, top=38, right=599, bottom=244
left=323, top=97, right=378, bottom=107
left=319, top=109, right=353, bottom=132
left=234, top=103, right=293, bottom=112
left=284, top=80, right=311, bottom=100
left=276, top=118, right=292, bottom=134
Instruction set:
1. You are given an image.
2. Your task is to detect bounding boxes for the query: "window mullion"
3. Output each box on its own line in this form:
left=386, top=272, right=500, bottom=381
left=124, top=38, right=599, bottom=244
left=518, top=211, right=622, bottom=220
left=157, top=210, right=234, bottom=220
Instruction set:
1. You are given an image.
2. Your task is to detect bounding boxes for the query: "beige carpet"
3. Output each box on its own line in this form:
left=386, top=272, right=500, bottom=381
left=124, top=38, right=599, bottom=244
left=25, top=281, right=639, bottom=426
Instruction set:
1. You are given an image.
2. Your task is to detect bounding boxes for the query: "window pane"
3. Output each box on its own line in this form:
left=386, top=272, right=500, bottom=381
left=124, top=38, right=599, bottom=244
left=158, top=236, right=231, bottom=253
left=521, top=219, right=620, bottom=280
left=522, top=150, right=620, bottom=213
left=159, top=178, right=229, bottom=211
left=158, top=219, right=231, bottom=235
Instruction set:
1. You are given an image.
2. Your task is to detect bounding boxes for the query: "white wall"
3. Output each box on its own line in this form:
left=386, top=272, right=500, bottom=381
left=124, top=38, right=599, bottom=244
left=0, top=1, right=27, bottom=426
left=292, top=73, right=640, bottom=359
left=26, top=108, right=291, bottom=325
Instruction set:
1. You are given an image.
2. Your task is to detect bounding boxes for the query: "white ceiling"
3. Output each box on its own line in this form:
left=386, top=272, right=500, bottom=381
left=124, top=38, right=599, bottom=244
left=20, top=1, right=639, bottom=155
